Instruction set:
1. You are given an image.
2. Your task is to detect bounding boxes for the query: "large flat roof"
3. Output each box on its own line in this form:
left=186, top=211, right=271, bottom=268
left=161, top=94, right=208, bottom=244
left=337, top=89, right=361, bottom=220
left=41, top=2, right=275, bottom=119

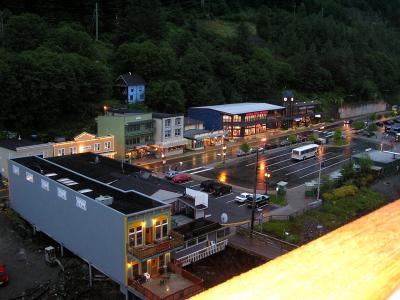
left=0, top=138, right=51, bottom=151
left=13, top=156, right=166, bottom=215
left=354, top=150, right=400, bottom=164
left=192, top=102, right=285, bottom=115
left=50, top=153, right=185, bottom=197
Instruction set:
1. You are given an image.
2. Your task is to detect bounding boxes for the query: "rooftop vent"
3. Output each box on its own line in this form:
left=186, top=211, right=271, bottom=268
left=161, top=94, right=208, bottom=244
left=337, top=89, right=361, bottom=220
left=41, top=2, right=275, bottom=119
left=95, top=195, right=113, bottom=206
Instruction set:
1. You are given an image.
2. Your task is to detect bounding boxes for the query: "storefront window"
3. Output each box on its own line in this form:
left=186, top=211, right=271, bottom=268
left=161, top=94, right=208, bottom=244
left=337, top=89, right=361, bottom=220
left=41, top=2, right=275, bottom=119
left=232, top=115, right=241, bottom=122
left=232, top=126, right=241, bottom=137
left=223, top=115, right=232, bottom=123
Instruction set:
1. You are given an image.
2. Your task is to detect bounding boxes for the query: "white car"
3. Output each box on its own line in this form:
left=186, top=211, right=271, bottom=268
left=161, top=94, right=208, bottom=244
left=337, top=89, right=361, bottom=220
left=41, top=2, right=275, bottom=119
left=235, top=193, right=252, bottom=203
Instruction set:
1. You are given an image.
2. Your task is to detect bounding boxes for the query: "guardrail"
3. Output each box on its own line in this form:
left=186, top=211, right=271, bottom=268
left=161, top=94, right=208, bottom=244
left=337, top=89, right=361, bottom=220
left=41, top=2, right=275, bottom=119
left=177, top=239, right=228, bottom=267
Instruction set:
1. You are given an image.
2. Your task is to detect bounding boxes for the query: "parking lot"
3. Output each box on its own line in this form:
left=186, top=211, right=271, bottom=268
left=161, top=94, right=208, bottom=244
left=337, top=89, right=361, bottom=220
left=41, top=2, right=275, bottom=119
left=175, top=178, right=280, bottom=224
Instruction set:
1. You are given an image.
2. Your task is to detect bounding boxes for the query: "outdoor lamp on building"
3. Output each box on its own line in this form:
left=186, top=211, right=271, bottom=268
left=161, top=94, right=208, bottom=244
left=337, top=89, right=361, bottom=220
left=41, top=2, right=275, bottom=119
left=264, top=172, right=271, bottom=194
left=284, top=97, right=288, bottom=101
left=103, top=105, right=108, bottom=114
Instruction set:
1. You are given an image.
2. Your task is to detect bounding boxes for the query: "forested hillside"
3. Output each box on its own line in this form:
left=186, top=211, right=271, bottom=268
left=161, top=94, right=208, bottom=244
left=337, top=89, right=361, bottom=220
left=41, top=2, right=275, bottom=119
left=1, top=0, right=400, bottom=135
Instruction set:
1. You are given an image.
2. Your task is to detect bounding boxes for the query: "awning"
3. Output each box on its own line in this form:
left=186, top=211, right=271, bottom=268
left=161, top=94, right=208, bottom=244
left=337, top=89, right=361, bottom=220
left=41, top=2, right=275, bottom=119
left=156, top=139, right=187, bottom=148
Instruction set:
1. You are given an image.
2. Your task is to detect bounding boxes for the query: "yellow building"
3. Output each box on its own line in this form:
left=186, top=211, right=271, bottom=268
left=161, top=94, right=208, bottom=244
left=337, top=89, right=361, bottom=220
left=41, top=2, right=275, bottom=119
left=53, top=132, right=115, bottom=158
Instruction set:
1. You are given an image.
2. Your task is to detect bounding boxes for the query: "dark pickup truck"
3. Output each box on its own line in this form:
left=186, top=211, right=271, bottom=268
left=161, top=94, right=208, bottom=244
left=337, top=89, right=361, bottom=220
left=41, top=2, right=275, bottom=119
left=200, top=180, right=232, bottom=196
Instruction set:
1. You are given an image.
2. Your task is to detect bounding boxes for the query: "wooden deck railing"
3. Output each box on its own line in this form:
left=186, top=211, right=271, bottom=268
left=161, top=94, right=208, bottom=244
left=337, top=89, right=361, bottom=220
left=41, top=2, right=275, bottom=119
left=129, top=231, right=185, bottom=260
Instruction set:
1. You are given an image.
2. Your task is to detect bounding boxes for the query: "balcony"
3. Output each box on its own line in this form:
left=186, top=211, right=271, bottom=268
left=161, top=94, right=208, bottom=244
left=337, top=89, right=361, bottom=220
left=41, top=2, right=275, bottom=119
left=128, top=231, right=185, bottom=260
left=129, top=261, right=203, bottom=300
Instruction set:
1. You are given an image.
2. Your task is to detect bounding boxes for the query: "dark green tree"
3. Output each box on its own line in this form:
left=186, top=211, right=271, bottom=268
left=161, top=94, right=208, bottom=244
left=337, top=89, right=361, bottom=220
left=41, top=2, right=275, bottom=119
left=146, top=80, right=185, bottom=113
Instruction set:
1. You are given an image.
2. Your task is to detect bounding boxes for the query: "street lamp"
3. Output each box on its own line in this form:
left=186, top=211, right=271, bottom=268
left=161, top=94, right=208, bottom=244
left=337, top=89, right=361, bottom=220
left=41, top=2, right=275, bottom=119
left=250, top=150, right=260, bottom=236
left=276, top=186, right=279, bottom=204
left=316, top=152, right=323, bottom=202
left=264, top=171, right=270, bottom=194
left=222, top=145, right=227, bottom=164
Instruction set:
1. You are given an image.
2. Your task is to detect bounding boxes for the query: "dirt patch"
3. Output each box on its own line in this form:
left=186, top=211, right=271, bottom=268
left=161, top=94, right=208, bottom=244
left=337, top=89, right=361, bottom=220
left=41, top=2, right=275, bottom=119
left=185, top=246, right=267, bottom=289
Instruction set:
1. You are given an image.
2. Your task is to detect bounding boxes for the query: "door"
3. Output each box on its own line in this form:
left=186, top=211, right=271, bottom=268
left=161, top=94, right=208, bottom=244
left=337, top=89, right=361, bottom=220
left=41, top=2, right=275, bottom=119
left=150, top=258, right=158, bottom=276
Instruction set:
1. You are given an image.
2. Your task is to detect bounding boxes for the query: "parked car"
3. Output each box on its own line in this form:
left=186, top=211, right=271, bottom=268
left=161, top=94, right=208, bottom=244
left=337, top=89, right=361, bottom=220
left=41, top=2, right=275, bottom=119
left=247, top=195, right=269, bottom=208
left=200, top=180, right=215, bottom=192
left=200, top=179, right=232, bottom=196
left=0, top=262, right=9, bottom=286
left=172, top=173, right=192, bottom=183
left=362, top=130, right=374, bottom=137
left=212, top=182, right=232, bottom=196
left=250, top=147, right=264, bottom=154
left=394, top=118, right=400, bottom=123
left=236, top=150, right=249, bottom=157
left=235, top=192, right=252, bottom=203
left=385, top=125, right=392, bottom=132
left=264, top=143, right=278, bottom=150
left=343, top=119, right=353, bottom=125
left=165, top=170, right=179, bottom=179
left=280, top=139, right=291, bottom=147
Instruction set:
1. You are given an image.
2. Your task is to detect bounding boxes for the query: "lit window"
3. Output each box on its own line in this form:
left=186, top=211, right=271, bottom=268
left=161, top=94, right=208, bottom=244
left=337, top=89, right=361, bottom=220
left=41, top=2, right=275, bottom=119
left=12, top=165, right=20, bottom=176
left=104, top=141, right=111, bottom=150
left=94, top=143, right=100, bottom=151
left=26, top=172, right=33, bottom=183
left=129, top=226, right=143, bottom=247
left=70, top=147, right=77, bottom=154
left=41, top=179, right=49, bottom=191
left=57, top=187, right=67, bottom=200
left=58, top=148, right=65, bottom=156
left=155, top=219, right=168, bottom=240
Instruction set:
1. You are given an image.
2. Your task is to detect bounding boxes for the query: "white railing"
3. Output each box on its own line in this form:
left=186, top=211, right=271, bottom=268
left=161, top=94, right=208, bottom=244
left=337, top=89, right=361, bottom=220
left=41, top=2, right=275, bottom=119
left=178, top=239, right=228, bottom=267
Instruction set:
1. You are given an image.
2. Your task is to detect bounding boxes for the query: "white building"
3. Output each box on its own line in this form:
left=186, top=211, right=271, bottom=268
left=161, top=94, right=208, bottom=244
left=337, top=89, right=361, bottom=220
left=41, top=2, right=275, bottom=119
left=0, top=138, right=54, bottom=178
left=152, top=113, right=187, bottom=158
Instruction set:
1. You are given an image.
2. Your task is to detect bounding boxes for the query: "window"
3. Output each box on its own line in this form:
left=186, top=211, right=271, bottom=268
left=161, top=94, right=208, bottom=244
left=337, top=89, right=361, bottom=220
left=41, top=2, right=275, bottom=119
left=58, top=148, right=65, bottom=156
left=164, top=130, right=171, bottom=139
left=175, top=118, right=182, bottom=126
left=174, top=128, right=181, bottom=137
left=223, top=115, right=232, bottom=123
left=165, top=119, right=171, bottom=127
left=57, top=187, right=67, bottom=200
left=94, top=143, right=100, bottom=151
left=12, top=165, right=20, bottom=176
left=198, top=235, right=207, bottom=243
left=76, top=197, right=87, bottom=211
left=127, top=124, right=141, bottom=132
left=155, top=219, right=168, bottom=240
left=104, top=141, right=111, bottom=150
left=26, top=172, right=33, bottom=183
left=232, top=115, right=241, bottom=122
left=41, top=179, right=49, bottom=191
left=131, top=88, right=134, bottom=92
left=129, top=226, right=143, bottom=247
left=145, top=122, right=152, bottom=129
left=144, top=135, right=151, bottom=143
left=70, top=147, right=77, bottom=154
left=126, top=137, right=140, bottom=145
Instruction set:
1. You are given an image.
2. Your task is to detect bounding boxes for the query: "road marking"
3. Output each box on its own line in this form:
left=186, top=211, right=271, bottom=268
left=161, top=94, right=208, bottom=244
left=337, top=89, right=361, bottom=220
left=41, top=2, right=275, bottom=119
left=245, top=151, right=292, bottom=167
left=181, top=180, right=194, bottom=185
left=215, top=192, right=234, bottom=199
left=189, top=183, right=201, bottom=188
left=271, top=152, right=335, bottom=172
left=267, top=157, right=293, bottom=167
left=182, top=166, right=204, bottom=173
left=205, top=214, right=212, bottom=218
left=226, top=199, right=237, bottom=203
left=284, top=154, right=343, bottom=176
left=299, top=158, right=351, bottom=179
left=238, top=203, right=247, bottom=207
left=190, top=167, right=214, bottom=174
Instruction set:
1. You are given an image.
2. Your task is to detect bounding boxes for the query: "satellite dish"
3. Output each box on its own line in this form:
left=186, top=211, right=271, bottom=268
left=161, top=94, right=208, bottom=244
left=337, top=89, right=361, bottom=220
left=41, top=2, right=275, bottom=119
left=220, top=213, right=228, bottom=224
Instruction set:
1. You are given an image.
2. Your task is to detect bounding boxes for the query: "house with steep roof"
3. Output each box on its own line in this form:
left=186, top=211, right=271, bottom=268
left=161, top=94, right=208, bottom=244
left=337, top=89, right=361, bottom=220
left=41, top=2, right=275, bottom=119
left=115, top=73, right=146, bottom=104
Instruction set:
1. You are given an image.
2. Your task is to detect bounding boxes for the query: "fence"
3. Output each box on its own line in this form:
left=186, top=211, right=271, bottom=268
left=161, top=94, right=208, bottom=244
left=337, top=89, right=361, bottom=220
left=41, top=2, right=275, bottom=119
left=237, top=225, right=299, bottom=253
left=177, top=239, right=228, bottom=266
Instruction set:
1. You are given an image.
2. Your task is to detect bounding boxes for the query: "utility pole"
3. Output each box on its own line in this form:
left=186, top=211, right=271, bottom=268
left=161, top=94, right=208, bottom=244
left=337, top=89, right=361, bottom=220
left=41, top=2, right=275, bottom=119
left=250, top=150, right=259, bottom=236
left=95, top=2, right=99, bottom=41
left=316, top=156, right=322, bottom=201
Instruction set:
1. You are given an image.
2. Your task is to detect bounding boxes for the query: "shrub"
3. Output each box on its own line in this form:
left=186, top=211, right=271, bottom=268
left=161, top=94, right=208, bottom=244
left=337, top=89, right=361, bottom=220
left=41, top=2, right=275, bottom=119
left=240, top=142, right=250, bottom=153
left=323, top=185, right=359, bottom=201
left=352, top=121, right=365, bottom=130
left=308, top=133, right=317, bottom=141
left=369, top=113, right=377, bottom=120
left=287, top=134, right=297, bottom=143
left=367, top=123, right=378, bottom=133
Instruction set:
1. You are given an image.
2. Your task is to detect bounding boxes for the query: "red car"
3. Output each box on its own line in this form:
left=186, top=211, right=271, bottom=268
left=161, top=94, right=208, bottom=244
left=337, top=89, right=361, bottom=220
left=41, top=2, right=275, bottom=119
left=0, top=262, right=9, bottom=286
left=172, top=173, right=192, bottom=183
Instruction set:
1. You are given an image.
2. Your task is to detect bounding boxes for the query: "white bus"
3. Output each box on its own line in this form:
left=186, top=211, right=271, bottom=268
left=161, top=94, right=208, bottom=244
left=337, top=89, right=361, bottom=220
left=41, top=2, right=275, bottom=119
left=291, top=144, right=319, bottom=161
